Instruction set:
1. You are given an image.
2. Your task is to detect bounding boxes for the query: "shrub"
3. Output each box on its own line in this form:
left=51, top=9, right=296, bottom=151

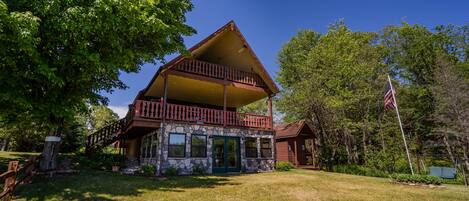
left=141, top=165, right=156, bottom=176
left=390, top=173, right=443, bottom=185
left=164, top=166, right=179, bottom=176
left=192, top=164, right=206, bottom=175
left=332, top=164, right=388, bottom=178
left=276, top=161, right=294, bottom=171
left=74, top=152, right=122, bottom=170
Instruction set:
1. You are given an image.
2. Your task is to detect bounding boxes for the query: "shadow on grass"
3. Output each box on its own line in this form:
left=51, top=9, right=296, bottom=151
left=14, top=170, right=240, bottom=201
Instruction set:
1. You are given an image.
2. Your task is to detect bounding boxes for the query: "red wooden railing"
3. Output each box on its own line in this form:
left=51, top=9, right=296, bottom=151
left=173, top=58, right=266, bottom=88
left=134, top=100, right=271, bottom=129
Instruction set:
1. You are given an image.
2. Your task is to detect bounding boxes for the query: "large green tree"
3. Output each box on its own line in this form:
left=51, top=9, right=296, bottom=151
left=0, top=0, right=195, bottom=170
left=277, top=22, right=385, bottom=169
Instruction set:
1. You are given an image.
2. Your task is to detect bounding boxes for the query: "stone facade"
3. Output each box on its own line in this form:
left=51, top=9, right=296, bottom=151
left=137, top=122, right=275, bottom=175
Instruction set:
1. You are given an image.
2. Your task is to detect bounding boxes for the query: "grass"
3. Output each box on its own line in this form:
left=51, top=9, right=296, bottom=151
left=0, top=151, right=39, bottom=172
left=1, top=151, right=469, bottom=201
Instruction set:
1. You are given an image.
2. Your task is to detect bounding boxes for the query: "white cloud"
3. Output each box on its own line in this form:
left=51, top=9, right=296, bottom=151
left=108, top=105, right=129, bottom=119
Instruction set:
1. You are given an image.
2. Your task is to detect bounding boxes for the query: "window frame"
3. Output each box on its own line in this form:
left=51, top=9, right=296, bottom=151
left=190, top=134, right=207, bottom=158
left=260, top=138, right=272, bottom=158
left=245, top=137, right=258, bottom=158
left=168, top=133, right=186, bottom=158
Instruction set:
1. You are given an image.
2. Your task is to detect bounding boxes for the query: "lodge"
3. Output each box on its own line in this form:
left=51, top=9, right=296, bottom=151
left=86, top=21, right=279, bottom=174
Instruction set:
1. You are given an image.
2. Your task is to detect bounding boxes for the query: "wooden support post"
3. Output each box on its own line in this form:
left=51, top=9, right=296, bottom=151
left=163, top=74, right=168, bottom=120
left=268, top=96, right=273, bottom=129
left=294, top=140, right=298, bottom=166
left=311, top=138, right=316, bottom=168
left=223, top=84, right=227, bottom=127
left=157, top=73, right=169, bottom=176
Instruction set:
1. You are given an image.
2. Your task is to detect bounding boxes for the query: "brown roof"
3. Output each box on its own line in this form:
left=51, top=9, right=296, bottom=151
left=274, top=120, right=314, bottom=139
left=141, top=20, right=279, bottom=98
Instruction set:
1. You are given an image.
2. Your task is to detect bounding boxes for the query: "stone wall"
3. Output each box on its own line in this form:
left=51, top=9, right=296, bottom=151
left=157, top=122, right=275, bottom=175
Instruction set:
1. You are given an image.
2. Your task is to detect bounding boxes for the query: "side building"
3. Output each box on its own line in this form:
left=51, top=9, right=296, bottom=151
left=274, top=120, right=317, bottom=167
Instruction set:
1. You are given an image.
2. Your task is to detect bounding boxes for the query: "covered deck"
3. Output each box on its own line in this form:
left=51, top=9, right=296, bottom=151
left=121, top=97, right=272, bottom=139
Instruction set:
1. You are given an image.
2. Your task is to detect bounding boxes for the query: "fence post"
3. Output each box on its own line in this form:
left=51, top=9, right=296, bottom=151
left=3, top=161, right=18, bottom=201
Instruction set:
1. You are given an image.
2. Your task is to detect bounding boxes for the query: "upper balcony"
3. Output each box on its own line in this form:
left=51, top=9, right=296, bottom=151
left=172, top=58, right=267, bottom=88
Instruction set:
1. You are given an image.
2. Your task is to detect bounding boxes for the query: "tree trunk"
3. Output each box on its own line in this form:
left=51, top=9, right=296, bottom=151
left=377, top=114, right=386, bottom=153
left=416, top=153, right=422, bottom=174
left=0, top=138, right=9, bottom=151
left=443, top=133, right=456, bottom=165
left=344, top=136, right=352, bottom=164
left=460, top=138, right=469, bottom=172
left=456, top=157, right=469, bottom=186
left=362, top=120, right=369, bottom=164
left=39, top=124, right=63, bottom=172
left=313, top=111, right=328, bottom=170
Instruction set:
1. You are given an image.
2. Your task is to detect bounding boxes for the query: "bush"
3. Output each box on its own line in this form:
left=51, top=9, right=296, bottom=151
left=390, top=173, right=443, bottom=185
left=141, top=165, right=156, bottom=176
left=192, top=164, right=206, bottom=175
left=276, top=161, right=294, bottom=171
left=332, top=164, right=388, bottom=178
left=164, top=166, right=179, bottom=176
left=74, top=152, right=122, bottom=170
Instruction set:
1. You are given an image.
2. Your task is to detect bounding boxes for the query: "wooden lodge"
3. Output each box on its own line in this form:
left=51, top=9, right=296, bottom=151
left=86, top=21, right=279, bottom=174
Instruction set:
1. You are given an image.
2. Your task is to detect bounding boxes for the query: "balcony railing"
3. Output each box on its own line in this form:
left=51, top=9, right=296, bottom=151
left=132, top=100, right=272, bottom=129
left=173, top=58, right=266, bottom=88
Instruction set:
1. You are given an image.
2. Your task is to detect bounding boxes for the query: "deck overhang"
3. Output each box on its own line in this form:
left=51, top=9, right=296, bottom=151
left=144, top=71, right=268, bottom=108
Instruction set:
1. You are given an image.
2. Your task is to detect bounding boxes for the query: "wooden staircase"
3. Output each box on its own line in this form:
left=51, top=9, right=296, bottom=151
left=85, top=118, right=127, bottom=154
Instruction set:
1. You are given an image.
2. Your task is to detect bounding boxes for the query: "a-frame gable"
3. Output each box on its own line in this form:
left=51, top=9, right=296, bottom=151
left=143, top=21, right=279, bottom=96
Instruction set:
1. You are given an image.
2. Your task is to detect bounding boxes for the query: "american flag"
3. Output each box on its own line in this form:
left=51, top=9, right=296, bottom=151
left=384, top=80, right=397, bottom=110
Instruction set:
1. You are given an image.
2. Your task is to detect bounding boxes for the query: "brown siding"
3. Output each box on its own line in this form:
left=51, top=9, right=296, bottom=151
left=296, top=136, right=306, bottom=165
left=276, top=140, right=289, bottom=162
left=125, top=138, right=141, bottom=158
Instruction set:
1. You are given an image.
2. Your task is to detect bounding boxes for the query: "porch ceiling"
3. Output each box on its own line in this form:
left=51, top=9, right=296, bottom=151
left=144, top=74, right=267, bottom=108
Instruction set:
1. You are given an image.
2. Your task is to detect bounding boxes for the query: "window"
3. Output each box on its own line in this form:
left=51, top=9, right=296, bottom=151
left=141, top=135, right=151, bottom=158
left=245, top=138, right=258, bottom=158
left=260, top=138, right=272, bottom=158
left=168, top=133, right=186, bottom=157
left=191, top=134, right=207, bottom=157
left=151, top=133, right=158, bottom=157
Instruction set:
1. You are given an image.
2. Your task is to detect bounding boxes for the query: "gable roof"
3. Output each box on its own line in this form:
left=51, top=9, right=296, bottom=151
left=141, top=21, right=279, bottom=97
left=274, top=120, right=314, bottom=139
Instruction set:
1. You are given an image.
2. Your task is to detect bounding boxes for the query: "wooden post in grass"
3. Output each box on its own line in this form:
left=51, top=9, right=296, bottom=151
left=39, top=136, right=61, bottom=171
left=3, top=161, right=19, bottom=201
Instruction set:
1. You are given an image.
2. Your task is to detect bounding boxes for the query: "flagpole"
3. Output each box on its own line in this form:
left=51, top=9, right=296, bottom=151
left=388, top=75, right=414, bottom=175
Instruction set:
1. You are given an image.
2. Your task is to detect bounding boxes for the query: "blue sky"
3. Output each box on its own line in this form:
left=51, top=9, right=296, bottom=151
left=105, top=0, right=469, bottom=117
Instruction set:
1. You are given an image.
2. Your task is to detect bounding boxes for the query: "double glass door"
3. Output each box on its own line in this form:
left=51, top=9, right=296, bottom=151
left=212, top=136, right=240, bottom=173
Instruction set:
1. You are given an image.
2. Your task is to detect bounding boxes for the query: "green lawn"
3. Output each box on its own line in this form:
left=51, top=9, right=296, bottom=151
left=0, top=151, right=39, bottom=172
left=1, top=152, right=468, bottom=201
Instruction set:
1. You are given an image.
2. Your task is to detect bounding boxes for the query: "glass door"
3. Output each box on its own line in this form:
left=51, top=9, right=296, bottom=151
left=213, top=137, right=225, bottom=170
left=212, top=136, right=240, bottom=173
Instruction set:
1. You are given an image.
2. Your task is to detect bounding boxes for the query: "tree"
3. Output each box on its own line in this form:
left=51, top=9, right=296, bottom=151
left=277, top=21, right=469, bottom=176
left=88, top=105, right=119, bottom=133
left=0, top=0, right=195, bottom=170
left=379, top=23, right=463, bottom=173
left=432, top=56, right=469, bottom=184
left=277, top=21, right=385, bottom=169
